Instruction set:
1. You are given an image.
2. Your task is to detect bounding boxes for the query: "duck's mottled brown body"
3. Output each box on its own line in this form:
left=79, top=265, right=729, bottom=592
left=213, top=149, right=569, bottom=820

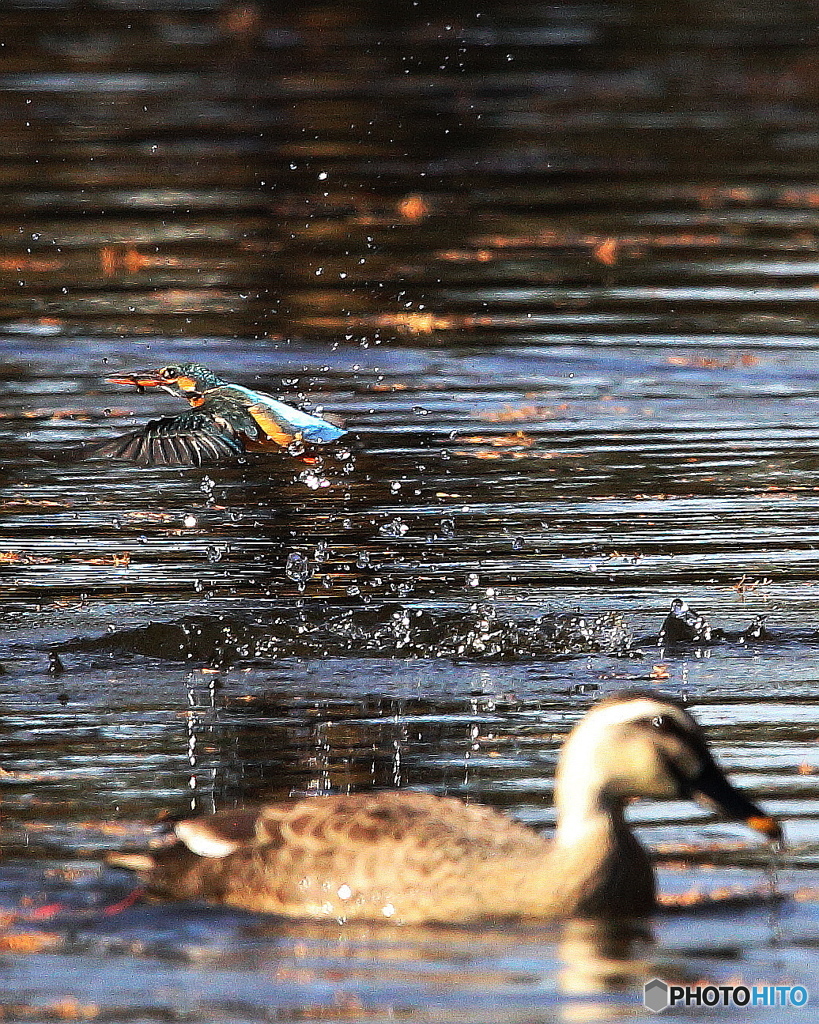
left=137, top=794, right=571, bottom=922
left=109, top=693, right=781, bottom=923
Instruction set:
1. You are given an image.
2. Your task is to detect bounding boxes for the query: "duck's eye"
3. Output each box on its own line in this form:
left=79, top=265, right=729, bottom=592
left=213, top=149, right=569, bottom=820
left=161, top=366, right=180, bottom=379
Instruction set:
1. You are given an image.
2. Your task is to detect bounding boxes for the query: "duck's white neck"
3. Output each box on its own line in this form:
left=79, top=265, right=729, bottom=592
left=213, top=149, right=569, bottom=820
left=553, top=784, right=624, bottom=851
left=548, top=783, right=653, bottom=917
left=547, top=708, right=657, bottom=916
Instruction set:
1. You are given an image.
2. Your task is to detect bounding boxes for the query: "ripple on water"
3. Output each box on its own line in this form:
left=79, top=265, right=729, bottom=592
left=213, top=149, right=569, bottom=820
left=3, top=0, right=819, bottom=1018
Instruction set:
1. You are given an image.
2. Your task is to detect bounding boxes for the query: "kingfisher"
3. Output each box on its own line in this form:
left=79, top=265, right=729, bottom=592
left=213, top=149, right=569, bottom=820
left=87, top=362, right=346, bottom=467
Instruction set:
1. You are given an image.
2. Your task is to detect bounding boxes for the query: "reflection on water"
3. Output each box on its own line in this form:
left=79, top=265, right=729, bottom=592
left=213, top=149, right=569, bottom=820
left=8, top=2, right=819, bottom=344
left=558, top=921, right=652, bottom=1022
left=2, top=0, right=819, bottom=1020
left=0, top=876, right=795, bottom=1024
left=0, top=888, right=648, bottom=1023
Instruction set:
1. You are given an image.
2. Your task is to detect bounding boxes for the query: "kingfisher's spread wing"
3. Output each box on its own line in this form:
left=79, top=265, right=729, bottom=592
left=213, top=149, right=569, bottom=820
left=83, top=410, right=245, bottom=467
left=78, top=382, right=346, bottom=466
left=246, top=396, right=347, bottom=446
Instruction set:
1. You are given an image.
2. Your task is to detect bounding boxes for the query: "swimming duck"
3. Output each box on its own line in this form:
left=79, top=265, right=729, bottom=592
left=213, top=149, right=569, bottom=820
left=86, top=362, right=346, bottom=466
left=107, top=692, right=781, bottom=923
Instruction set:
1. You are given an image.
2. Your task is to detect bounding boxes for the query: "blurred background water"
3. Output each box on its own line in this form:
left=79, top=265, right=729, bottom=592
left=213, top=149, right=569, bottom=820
left=1, top=1, right=819, bottom=1020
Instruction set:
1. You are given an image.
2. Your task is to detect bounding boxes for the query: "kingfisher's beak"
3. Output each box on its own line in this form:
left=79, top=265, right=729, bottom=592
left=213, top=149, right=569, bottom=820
left=107, top=372, right=166, bottom=388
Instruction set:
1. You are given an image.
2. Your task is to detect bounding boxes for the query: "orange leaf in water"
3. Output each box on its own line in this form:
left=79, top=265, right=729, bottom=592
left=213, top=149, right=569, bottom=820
left=0, top=552, right=56, bottom=564
left=123, top=247, right=150, bottom=274
left=0, top=499, right=67, bottom=508
left=0, top=256, right=62, bottom=272
left=376, top=312, right=448, bottom=334
left=666, top=352, right=760, bottom=370
left=0, top=930, right=60, bottom=953
left=100, top=246, right=117, bottom=277
left=398, top=194, right=430, bottom=222
left=477, top=404, right=557, bottom=423
left=593, top=237, right=619, bottom=265
left=44, top=996, right=99, bottom=1019
left=123, top=511, right=175, bottom=522
left=81, top=552, right=131, bottom=566
left=459, top=432, right=535, bottom=448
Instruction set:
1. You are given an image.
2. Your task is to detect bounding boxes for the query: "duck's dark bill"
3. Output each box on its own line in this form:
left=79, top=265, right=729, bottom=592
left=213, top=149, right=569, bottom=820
left=692, top=758, right=783, bottom=842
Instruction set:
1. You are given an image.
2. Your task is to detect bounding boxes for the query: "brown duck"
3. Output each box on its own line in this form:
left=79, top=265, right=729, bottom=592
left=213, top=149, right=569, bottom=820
left=108, top=692, right=781, bottom=923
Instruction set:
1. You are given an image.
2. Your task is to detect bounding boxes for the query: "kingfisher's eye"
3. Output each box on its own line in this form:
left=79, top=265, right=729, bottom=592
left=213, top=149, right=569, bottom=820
left=651, top=714, right=670, bottom=730
left=161, top=366, right=180, bottom=379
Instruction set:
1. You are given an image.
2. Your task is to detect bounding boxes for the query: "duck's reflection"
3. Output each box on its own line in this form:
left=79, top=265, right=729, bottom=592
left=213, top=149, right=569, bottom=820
left=557, top=919, right=652, bottom=1021
left=229, top=915, right=654, bottom=1022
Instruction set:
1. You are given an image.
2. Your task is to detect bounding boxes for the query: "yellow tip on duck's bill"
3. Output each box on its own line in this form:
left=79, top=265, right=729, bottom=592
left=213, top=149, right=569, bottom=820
left=746, top=814, right=783, bottom=843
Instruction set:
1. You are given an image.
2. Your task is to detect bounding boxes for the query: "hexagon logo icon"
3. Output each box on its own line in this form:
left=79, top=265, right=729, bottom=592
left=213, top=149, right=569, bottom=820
left=644, top=978, right=670, bottom=1013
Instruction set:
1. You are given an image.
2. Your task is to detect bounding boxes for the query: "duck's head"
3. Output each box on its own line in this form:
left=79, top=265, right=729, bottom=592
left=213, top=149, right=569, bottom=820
left=555, top=691, right=782, bottom=841
left=107, top=362, right=226, bottom=399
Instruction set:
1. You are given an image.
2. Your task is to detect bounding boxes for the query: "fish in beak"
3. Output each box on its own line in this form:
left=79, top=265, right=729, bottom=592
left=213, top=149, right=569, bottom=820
left=106, top=371, right=166, bottom=389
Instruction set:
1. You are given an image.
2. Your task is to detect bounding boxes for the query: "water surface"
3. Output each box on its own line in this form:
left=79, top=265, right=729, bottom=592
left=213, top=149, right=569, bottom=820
left=1, top=1, right=819, bottom=1020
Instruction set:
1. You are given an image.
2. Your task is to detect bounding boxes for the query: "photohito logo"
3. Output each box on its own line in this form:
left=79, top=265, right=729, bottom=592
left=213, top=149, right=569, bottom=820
left=643, top=978, right=809, bottom=1013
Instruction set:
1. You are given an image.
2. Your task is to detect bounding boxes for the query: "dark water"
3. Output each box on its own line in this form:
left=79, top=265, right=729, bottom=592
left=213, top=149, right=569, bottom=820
left=2, top=1, right=819, bottom=1021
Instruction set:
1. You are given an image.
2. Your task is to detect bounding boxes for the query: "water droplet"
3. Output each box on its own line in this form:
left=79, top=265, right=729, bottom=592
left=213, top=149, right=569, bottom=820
left=299, top=469, right=330, bottom=490
left=379, top=518, right=409, bottom=538
left=285, top=551, right=311, bottom=585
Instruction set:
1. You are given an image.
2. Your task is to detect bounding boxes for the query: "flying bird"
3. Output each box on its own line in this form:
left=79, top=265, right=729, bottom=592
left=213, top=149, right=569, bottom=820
left=87, top=362, right=346, bottom=467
